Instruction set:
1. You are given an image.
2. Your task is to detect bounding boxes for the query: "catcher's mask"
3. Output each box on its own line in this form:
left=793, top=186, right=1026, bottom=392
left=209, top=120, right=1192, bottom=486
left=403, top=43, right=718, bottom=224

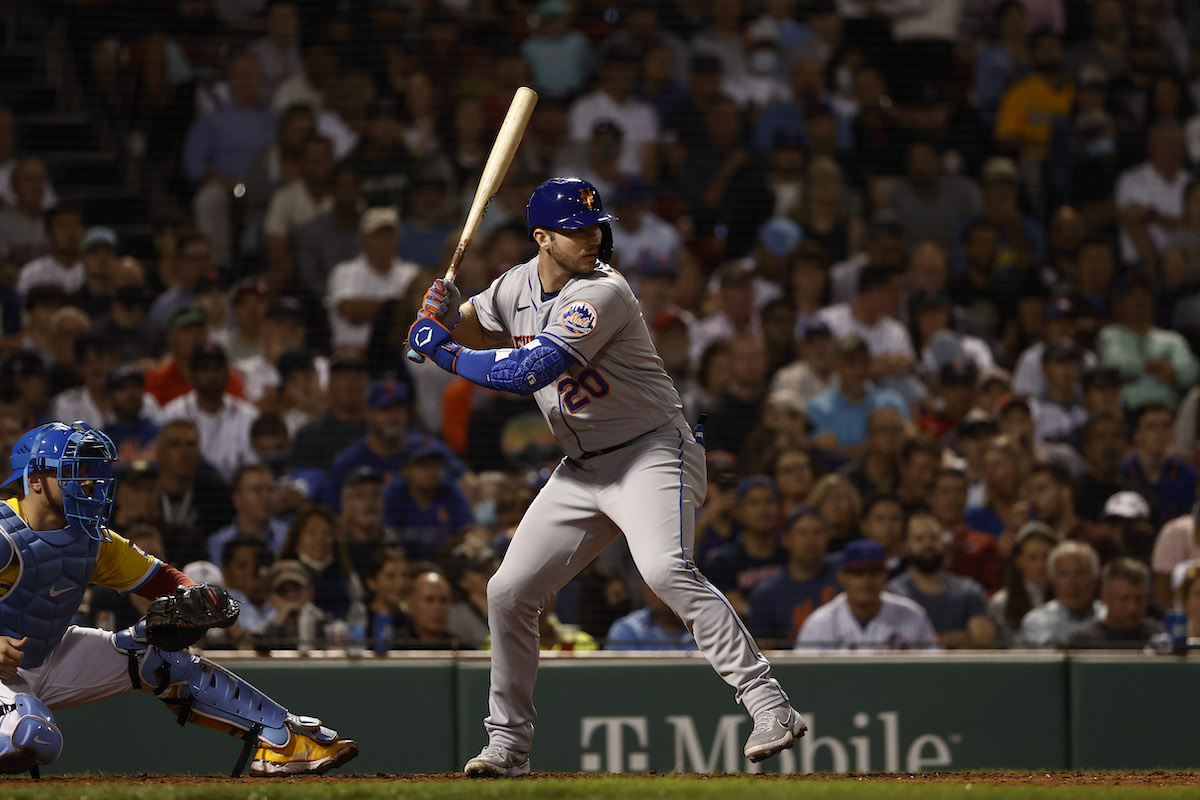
left=2, top=421, right=119, bottom=541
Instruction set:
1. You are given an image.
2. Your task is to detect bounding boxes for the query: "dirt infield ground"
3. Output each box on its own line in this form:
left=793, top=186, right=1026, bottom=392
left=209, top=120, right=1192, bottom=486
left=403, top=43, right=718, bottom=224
left=11, top=770, right=1200, bottom=785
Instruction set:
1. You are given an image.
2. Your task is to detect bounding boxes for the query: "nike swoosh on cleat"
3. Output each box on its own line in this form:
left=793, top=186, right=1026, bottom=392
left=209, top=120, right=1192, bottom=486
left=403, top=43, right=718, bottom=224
left=33, top=737, right=50, bottom=745
left=49, top=585, right=74, bottom=597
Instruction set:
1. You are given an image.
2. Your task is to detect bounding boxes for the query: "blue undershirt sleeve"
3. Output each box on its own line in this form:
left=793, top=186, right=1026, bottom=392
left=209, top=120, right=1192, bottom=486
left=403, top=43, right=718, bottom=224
left=430, top=336, right=577, bottom=395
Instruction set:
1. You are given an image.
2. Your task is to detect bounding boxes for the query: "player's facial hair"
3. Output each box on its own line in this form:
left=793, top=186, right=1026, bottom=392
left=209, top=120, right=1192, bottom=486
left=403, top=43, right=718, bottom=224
left=547, top=232, right=595, bottom=274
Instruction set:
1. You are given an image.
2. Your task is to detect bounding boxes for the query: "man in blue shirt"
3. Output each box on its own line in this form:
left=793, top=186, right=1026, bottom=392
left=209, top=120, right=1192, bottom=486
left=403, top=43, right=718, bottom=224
left=1119, top=402, right=1196, bottom=527
left=327, top=379, right=465, bottom=511
left=183, top=51, right=278, bottom=268
left=383, top=443, right=474, bottom=561
left=807, top=335, right=909, bottom=458
left=605, top=583, right=698, bottom=651
left=749, top=505, right=841, bottom=648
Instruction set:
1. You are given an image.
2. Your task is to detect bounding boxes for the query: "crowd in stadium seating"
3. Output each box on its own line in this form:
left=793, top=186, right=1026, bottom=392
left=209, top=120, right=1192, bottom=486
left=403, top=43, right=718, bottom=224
left=3, top=0, right=1200, bottom=651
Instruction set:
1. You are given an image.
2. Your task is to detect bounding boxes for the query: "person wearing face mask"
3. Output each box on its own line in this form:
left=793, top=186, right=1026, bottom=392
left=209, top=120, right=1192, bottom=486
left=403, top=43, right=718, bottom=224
left=280, top=504, right=362, bottom=620
left=885, top=510, right=996, bottom=648
left=722, top=36, right=788, bottom=113
left=326, top=379, right=465, bottom=512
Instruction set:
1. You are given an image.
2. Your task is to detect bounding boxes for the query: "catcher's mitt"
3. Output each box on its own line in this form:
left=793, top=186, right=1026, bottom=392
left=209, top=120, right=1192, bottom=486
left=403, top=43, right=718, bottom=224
left=144, top=584, right=240, bottom=651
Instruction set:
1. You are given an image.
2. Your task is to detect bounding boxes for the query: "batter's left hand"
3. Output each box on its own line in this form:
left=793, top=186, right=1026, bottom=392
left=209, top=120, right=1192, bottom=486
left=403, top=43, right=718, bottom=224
left=407, top=314, right=454, bottom=358
left=0, top=635, right=26, bottom=678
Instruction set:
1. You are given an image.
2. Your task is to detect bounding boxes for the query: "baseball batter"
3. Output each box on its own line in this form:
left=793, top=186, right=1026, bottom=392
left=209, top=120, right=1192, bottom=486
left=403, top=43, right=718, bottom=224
left=0, top=421, right=357, bottom=777
left=407, top=178, right=806, bottom=777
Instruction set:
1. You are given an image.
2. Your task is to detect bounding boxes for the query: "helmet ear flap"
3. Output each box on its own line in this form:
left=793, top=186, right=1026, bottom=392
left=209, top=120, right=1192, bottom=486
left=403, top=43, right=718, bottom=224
left=599, top=223, right=614, bottom=264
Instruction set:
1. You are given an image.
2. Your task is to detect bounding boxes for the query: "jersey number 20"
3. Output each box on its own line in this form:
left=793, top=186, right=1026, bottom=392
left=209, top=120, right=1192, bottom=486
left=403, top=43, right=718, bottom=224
left=558, top=369, right=610, bottom=413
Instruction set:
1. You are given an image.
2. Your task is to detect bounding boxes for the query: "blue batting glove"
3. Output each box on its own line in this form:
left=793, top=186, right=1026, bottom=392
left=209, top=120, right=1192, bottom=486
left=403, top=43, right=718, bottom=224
left=407, top=314, right=454, bottom=358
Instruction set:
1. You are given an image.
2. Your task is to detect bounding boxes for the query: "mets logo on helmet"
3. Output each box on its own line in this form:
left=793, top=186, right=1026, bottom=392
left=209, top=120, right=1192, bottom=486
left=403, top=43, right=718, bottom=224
left=579, top=187, right=597, bottom=211
left=561, top=301, right=599, bottom=336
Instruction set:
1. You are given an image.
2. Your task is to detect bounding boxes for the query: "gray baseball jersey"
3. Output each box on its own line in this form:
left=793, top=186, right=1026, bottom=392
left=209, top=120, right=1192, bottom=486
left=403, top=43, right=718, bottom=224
left=469, top=256, right=683, bottom=458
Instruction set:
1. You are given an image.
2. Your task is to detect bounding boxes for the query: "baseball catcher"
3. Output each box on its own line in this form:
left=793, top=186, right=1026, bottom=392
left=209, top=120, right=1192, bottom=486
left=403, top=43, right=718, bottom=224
left=0, top=422, right=357, bottom=777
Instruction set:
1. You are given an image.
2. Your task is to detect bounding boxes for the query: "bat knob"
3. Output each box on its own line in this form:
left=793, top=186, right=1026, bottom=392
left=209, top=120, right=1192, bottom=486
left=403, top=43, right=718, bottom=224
left=406, top=349, right=426, bottom=364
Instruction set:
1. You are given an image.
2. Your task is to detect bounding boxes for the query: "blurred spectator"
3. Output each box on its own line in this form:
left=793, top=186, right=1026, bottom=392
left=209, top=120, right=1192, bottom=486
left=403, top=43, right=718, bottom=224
left=886, top=510, right=996, bottom=648
left=234, top=296, right=310, bottom=405
left=383, top=444, right=474, bottom=561
left=955, top=157, right=1044, bottom=272
left=521, top=0, right=594, bottom=99
left=608, top=177, right=684, bottom=272
left=967, top=434, right=1030, bottom=540
left=791, top=157, right=862, bottom=265
left=990, top=521, right=1056, bottom=643
left=769, top=317, right=834, bottom=410
left=568, top=48, right=655, bottom=177
left=264, top=134, right=336, bottom=294
left=994, top=27, right=1074, bottom=166
left=184, top=52, right=277, bottom=267
left=0, top=158, right=52, bottom=264
left=1030, top=340, right=1087, bottom=444
left=1067, top=367, right=1123, bottom=449
left=859, top=494, right=906, bottom=576
left=243, top=103, right=317, bottom=233
left=894, top=434, right=943, bottom=514
left=888, top=138, right=983, bottom=248
left=930, top=467, right=1004, bottom=592
left=690, top=264, right=761, bottom=364
left=339, top=463, right=400, bottom=576
left=280, top=504, right=361, bottom=620
left=0, top=348, right=51, bottom=427
left=250, top=1, right=301, bottom=98
left=1074, top=412, right=1130, bottom=523
left=702, top=335, right=768, bottom=455
left=1180, top=565, right=1200, bottom=630
left=1151, top=499, right=1200, bottom=610
left=49, top=336, right=119, bottom=426
left=395, top=570, right=463, bottom=649
left=807, top=473, right=862, bottom=554
left=215, top=278, right=270, bottom=363
left=105, top=364, right=160, bottom=462
left=18, top=206, right=85, bottom=295
left=398, top=170, right=457, bottom=269
left=1064, top=558, right=1162, bottom=648
left=207, top=463, right=288, bottom=566
left=702, top=475, right=786, bottom=616
left=290, top=353, right=368, bottom=471
left=112, top=460, right=162, bottom=532
left=1119, top=402, right=1196, bottom=527
left=162, top=342, right=259, bottom=481
left=748, top=505, right=840, bottom=648
left=1098, top=274, right=1198, bottom=410
left=220, top=535, right=275, bottom=636
left=795, top=540, right=938, bottom=650
left=258, top=558, right=323, bottom=651
left=1116, top=119, right=1190, bottom=272
left=1012, top=295, right=1093, bottom=398
left=446, top=540, right=497, bottom=648
left=838, top=405, right=904, bottom=500
left=92, top=257, right=164, bottom=365
left=145, top=306, right=246, bottom=407
left=295, top=164, right=365, bottom=302
left=148, top=232, right=214, bottom=327
left=1101, top=491, right=1156, bottom=564
left=76, top=226, right=120, bottom=316
left=1019, top=540, right=1104, bottom=647
left=606, top=583, right=698, bottom=651
left=362, top=548, right=413, bottom=653
left=1029, top=460, right=1122, bottom=564
left=0, top=110, right=57, bottom=210
left=248, top=413, right=327, bottom=512
left=1065, top=0, right=1126, bottom=81
left=974, top=1, right=1030, bottom=126
left=807, top=335, right=908, bottom=457
left=326, top=208, right=420, bottom=351
left=772, top=447, right=819, bottom=516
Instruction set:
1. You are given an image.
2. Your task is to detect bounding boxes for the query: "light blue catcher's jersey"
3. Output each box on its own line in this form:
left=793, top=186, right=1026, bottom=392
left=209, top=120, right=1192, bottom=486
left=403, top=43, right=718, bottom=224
left=470, top=257, right=683, bottom=458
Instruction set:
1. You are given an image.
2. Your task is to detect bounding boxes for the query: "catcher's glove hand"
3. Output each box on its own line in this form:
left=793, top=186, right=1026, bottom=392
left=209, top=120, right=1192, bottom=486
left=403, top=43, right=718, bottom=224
left=144, top=584, right=240, bottom=651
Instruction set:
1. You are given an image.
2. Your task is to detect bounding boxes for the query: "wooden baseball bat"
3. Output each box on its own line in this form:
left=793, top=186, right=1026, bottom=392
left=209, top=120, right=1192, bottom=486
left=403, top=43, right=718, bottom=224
left=408, top=86, right=539, bottom=363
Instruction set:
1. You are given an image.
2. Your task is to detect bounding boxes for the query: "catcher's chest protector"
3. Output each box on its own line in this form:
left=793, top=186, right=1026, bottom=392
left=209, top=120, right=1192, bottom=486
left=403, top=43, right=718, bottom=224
left=0, top=504, right=99, bottom=669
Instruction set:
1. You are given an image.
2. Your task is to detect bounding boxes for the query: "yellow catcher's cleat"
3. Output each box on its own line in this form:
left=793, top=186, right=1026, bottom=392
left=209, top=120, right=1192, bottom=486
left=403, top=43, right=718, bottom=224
left=249, top=715, right=359, bottom=777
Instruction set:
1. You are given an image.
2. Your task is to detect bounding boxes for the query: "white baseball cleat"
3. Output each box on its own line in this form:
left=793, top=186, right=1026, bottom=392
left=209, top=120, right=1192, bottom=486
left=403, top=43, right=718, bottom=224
left=464, top=743, right=531, bottom=778
left=744, top=706, right=808, bottom=763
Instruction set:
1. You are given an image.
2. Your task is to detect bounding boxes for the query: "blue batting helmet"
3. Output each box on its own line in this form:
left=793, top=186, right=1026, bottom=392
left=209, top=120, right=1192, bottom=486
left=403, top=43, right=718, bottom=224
left=526, top=178, right=619, bottom=259
left=3, top=421, right=119, bottom=541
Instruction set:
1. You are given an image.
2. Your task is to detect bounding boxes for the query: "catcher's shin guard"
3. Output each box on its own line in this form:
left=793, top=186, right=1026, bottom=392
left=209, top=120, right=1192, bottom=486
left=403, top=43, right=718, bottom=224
left=137, top=646, right=290, bottom=775
left=0, top=694, right=63, bottom=775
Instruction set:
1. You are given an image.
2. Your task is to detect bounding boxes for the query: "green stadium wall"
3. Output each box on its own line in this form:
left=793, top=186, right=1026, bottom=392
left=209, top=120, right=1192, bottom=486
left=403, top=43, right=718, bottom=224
left=44, top=652, right=1194, bottom=775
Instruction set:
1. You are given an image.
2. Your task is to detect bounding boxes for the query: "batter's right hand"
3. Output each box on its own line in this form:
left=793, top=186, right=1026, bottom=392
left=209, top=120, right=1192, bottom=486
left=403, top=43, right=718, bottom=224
left=0, top=635, right=26, bottom=678
left=421, top=278, right=462, bottom=328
